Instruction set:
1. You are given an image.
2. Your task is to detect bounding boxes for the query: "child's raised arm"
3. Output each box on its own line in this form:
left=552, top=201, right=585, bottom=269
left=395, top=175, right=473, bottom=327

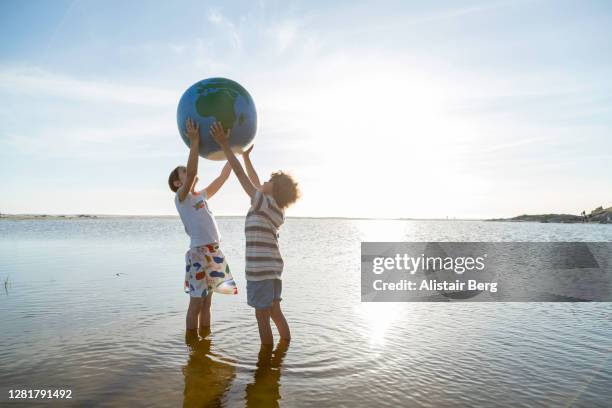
left=178, top=117, right=200, bottom=202
left=209, top=122, right=257, bottom=200
left=202, top=161, right=232, bottom=199
left=242, top=145, right=262, bottom=190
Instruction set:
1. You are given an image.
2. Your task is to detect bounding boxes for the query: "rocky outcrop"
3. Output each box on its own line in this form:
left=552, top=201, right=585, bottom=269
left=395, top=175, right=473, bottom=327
left=587, top=206, right=612, bottom=223
left=488, top=206, right=611, bottom=224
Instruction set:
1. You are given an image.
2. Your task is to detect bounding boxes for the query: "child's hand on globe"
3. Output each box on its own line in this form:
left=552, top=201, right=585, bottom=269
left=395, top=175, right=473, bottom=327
left=185, top=117, right=200, bottom=143
left=243, top=144, right=254, bottom=156
left=210, top=122, right=230, bottom=146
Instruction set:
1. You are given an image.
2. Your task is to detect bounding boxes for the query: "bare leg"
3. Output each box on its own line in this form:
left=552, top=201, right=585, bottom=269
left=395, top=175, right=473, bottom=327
left=185, top=328, right=199, bottom=346
left=255, top=308, right=274, bottom=345
left=186, top=296, right=203, bottom=330
left=198, top=292, right=213, bottom=328
left=270, top=301, right=291, bottom=341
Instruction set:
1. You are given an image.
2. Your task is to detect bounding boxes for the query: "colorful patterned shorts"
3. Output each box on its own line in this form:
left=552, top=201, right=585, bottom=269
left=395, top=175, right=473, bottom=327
left=184, top=244, right=238, bottom=298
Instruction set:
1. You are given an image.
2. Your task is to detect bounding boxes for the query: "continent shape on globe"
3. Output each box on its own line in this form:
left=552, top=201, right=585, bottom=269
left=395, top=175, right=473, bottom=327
left=195, top=80, right=247, bottom=131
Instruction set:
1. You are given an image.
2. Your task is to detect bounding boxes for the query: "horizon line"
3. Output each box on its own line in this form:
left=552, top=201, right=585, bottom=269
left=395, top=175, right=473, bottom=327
left=0, top=213, right=488, bottom=221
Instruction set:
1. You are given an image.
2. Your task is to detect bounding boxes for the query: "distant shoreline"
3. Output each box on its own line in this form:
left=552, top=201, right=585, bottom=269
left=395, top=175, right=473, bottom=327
left=0, top=214, right=482, bottom=221
left=1, top=210, right=610, bottom=224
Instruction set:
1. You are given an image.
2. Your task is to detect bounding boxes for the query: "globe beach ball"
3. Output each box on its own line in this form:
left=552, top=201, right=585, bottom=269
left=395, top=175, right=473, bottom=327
left=177, top=77, right=257, bottom=160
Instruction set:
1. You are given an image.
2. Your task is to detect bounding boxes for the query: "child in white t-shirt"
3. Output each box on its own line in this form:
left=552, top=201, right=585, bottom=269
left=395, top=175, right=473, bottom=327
left=168, top=117, right=237, bottom=332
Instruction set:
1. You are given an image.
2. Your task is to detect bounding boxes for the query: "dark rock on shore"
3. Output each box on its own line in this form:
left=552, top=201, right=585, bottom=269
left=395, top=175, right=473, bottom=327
left=588, top=206, right=612, bottom=223
left=488, top=206, right=611, bottom=224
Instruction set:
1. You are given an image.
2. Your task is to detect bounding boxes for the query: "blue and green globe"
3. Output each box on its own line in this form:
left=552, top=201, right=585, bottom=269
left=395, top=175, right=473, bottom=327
left=177, top=77, right=257, bottom=160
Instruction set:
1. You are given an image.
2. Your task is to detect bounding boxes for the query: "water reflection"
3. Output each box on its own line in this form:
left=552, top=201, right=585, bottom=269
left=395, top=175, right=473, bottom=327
left=245, top=340, right=289, bottom=408
left=183, top=328, right=236, bottom=408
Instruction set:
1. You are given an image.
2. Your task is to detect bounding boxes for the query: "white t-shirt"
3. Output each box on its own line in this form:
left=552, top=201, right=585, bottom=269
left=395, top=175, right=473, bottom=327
left=175, top=190, right=220, bottom=248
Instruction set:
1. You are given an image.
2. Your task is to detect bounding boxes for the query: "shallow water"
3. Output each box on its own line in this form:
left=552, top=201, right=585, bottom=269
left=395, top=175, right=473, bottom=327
left=1, top=218, right=611, bottom=407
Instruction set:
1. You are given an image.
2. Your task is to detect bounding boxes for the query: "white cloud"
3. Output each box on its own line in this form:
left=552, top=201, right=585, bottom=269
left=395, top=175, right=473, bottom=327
left=270, top=20, right=298, bottom=52
left=0, top=66, right=181, bottom=158
left=207, top=9, right=241, bottom=51
left=0, top=66, right=177, bottom=107
left=1, top=117, right=178, bottom=159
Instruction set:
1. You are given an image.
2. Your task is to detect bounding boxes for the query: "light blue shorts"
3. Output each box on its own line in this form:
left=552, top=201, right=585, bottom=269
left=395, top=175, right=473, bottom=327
left=247, top=279, right=282, bottom=309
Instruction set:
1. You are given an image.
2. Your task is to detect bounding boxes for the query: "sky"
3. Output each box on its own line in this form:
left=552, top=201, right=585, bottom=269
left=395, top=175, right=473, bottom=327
left=0, top=0, right=611, bottom=218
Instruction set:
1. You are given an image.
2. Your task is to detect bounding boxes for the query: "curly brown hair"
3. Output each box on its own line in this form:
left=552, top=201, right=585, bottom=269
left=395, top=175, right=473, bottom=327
left=270, top=171, right=300, bottom=209
left=168, top=166, right=181, bottom=192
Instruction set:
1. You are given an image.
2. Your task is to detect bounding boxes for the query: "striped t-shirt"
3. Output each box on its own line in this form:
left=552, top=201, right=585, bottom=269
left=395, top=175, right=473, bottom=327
left=244, top=190, right=285, bottom=281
